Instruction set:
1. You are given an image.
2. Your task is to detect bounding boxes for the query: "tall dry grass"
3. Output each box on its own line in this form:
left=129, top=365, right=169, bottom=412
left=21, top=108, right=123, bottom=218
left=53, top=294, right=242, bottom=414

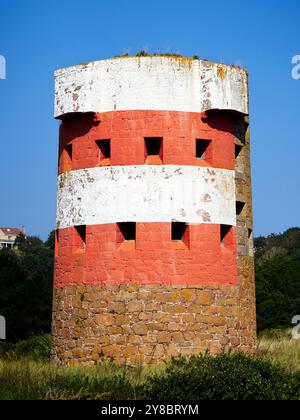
left=0, top=360, right=143, bottom=400
left=258, top=329, right=300, bottom=373
left=0, top=355, right=165, bottom=400
left=1, top=330, right=300, bottom=399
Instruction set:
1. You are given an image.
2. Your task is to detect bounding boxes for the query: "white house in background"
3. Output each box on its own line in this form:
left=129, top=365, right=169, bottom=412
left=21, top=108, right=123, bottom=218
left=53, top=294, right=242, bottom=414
left=0, top=226, right=26, bottom=249
left=0, top=315, right=5, bottom=340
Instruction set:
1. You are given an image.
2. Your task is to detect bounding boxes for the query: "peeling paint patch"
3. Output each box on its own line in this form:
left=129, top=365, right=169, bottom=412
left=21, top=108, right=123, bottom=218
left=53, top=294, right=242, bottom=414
left=54, top=57, right=249, bottom=118
left=196, top=209, right=212, bottom=223
left=56, top=165, right=236, bottom=228
left=201, top=194, right=212, bottom=203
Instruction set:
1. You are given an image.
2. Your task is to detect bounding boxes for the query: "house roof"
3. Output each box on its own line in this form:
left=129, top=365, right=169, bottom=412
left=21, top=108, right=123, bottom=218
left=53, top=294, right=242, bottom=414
left=0, top=227, right=22, bottom=236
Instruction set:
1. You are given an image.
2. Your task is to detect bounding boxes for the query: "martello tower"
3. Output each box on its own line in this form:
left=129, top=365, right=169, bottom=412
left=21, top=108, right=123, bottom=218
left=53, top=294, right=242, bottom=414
left=52, top=56, right=256, bottom=365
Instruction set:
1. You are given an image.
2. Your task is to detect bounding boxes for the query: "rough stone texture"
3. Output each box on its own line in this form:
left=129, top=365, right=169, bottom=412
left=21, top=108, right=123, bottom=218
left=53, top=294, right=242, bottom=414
left=52, top=283, right=256, bottom=365
left=234, top=115, right=257, bottom=351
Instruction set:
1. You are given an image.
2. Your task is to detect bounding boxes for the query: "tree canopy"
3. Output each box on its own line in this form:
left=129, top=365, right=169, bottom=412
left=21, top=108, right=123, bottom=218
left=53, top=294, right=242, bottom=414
left=255, top=228, right=300, bottom=332
left=0, top=231, right=54, bottom=342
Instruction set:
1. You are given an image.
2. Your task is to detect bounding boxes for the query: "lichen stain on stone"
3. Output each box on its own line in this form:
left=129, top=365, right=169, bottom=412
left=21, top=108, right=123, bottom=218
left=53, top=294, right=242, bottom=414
left=217, top=65, right=227, bottom=80
left=115, top=54, right=197, bottom=71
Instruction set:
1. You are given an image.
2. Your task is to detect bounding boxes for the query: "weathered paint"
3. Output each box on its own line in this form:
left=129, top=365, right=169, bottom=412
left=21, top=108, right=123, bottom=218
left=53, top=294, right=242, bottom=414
left=58, top=110, right=236, bottom=175
left=52, top=56, right=257, bottom=365
left=54, top=223, right=238, bottom=287
left=56, top=165, right=236, bottom=229
left=54, top=57, right=248, bottom=118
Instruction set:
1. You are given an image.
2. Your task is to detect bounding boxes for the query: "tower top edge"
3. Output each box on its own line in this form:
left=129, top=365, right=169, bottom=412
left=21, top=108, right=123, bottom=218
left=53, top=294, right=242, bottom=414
left=54, top=55, right=249, bottom=118
left=54, top=55, right=248, bottom=77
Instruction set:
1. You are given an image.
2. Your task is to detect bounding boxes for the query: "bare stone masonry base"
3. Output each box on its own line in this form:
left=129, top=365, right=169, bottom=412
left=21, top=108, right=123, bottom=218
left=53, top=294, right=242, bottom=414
left=52, top=259, right=256, bottom=365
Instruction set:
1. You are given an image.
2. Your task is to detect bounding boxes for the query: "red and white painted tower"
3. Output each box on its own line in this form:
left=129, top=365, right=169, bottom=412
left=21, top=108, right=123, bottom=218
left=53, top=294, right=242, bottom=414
left=52, top=56, right=256, bottom=364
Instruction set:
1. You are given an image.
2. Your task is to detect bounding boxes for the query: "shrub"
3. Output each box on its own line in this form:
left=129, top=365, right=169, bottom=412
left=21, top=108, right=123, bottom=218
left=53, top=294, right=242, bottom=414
left=142, top=354, right=300, bottom=400
left=0, top=334, right=51, bottom=360
left=0, top=234, right=53, bottom=342
left=256, top=254, right=300, bottom=332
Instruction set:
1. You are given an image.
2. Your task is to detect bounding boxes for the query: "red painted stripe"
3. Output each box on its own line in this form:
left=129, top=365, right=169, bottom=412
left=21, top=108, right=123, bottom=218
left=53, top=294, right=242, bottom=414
left=58, top=110, right=236, bottom=175
left=54, top=223, right=237, bottom=288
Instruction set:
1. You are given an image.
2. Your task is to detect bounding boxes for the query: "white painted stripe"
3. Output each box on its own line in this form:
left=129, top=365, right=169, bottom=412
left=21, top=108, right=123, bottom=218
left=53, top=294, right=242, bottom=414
left=54, top=57, right=248, bottom=117
left=56, top=166, right=236, bottom=229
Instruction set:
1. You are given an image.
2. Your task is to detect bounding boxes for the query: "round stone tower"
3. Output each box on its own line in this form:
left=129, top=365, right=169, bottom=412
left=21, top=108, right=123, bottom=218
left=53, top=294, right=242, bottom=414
left=52, top=56, right=256, bottom=365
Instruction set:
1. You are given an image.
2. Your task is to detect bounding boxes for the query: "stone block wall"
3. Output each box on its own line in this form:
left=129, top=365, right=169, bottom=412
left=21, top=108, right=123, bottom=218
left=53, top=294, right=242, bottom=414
left=52, top=283, right=255, bottom=365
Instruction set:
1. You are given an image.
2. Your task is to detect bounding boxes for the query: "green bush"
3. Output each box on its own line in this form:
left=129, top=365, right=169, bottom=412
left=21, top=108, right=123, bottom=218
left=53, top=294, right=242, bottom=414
left=255, top=227, right=300, bottom=332
left=0, top=233, right=54, bottom=342
left=0, top=334, right=51, bottom=360
left=142, top=354, right=300, bottom=400
left=255, top=254, right=300, bottom=332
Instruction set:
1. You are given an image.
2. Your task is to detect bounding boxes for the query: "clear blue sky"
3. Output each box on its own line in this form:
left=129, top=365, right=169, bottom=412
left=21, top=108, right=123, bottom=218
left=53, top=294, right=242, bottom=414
left=0, top=0, right=299, bottom=240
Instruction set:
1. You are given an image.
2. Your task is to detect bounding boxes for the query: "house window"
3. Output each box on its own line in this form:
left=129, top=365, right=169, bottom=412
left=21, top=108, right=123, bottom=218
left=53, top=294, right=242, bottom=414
left=196, top=139, right=211, bottom=162
left=145, top=137, right=163, bottom=164
left=96, top=139, right=111, bottom=165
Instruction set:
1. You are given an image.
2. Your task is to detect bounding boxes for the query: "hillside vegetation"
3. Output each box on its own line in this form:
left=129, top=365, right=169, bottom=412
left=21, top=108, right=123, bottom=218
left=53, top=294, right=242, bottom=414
left=0, top=233, right=53, bottom=342
left=255, top=227, right=300, bottom=332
